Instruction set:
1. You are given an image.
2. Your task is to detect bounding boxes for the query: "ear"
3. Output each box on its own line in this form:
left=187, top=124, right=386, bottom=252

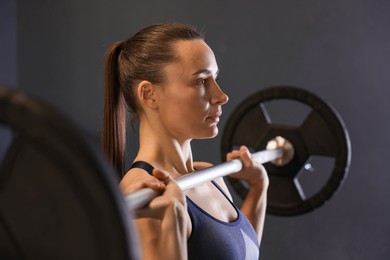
left=137, top=80, right=159, bottom=109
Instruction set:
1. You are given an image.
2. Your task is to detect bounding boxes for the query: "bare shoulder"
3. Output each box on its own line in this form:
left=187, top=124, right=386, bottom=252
left=193, top=161, right=233, bottom=201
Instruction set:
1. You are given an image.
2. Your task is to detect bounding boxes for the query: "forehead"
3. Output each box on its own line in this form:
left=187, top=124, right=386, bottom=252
left=165, top=40, right=218, bottom=77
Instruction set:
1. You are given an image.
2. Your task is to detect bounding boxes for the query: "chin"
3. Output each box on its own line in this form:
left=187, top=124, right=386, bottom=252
left=210, top=128, right=219, bottom=138
left=198, top=128, right=219, bottom=139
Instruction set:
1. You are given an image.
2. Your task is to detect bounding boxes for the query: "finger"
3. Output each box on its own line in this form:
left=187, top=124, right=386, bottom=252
left=226, top=149, right=241, bottom=161
left=226, top=152, right=233, bottom=161
left=124, top=178, right=165, bottom=193
left=152, top=168, right=172, bottom=183
left=239, top=145, right=254, bottom=168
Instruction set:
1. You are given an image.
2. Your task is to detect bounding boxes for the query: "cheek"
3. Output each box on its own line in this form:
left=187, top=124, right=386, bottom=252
left=168, top=89, right=208, bottom=114
left=167, top=100, right=204, bottom=126
left=158, top=86, right=209, bottom=126
left=181, top=96, right=208, bottom=119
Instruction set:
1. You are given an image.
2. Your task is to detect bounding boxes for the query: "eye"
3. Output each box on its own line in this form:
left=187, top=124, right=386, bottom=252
left=197, top=78, right=207, bottom=85
left=196, top=75, right=218, bottom=86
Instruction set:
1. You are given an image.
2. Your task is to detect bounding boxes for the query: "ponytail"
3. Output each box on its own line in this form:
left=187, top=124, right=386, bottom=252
left=102, top=41, right=126, bottom=177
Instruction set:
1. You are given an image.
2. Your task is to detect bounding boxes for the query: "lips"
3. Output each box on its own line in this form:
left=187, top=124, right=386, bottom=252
left=206, top=111, right=222, bottom=122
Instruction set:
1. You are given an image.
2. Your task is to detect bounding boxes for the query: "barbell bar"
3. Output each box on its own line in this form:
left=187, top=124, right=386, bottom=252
left=125, top=143, right=288, bottom=210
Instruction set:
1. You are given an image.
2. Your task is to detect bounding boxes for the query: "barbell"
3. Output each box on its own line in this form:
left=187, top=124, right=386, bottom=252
left=126, top=146, right=286, bottom=210
left=127, top=86, right=351, bottom=216
left=0, top=85, right=351, bottom=259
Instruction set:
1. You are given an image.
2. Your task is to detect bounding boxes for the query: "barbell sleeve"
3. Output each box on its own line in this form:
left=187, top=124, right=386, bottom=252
left=125, top=148, right=284, bottom=210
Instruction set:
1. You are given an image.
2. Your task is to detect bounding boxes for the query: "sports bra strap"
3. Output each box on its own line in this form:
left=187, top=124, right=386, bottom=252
left=130, top=161, right=154, bottom=175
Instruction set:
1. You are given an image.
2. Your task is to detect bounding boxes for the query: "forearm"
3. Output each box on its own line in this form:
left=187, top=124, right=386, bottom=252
left=136, top=213, right=187, bottom=260
left=240, top=181, right=268, bottom=243
left=158, top=203, right=188, bottom=260
left=138, top=220, right=187, bottom=260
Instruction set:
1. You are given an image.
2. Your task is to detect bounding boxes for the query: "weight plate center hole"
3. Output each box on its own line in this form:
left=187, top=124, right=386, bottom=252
left=266, top=136, right=295, bottom=166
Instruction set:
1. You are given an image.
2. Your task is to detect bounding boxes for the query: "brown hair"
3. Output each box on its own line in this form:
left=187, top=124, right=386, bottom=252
left=102, top=23, right=203, bottom=176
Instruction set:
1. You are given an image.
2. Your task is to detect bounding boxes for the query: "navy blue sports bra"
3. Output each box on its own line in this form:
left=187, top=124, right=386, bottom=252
left=130, top=161, right=260, bottom=260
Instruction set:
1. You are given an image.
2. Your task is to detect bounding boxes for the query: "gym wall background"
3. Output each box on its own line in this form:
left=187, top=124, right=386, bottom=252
left=1, top=0, right=389, bottom=259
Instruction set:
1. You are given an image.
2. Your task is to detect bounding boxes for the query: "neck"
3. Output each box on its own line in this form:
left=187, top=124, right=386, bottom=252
left=134, top=118, right=194, bottom=177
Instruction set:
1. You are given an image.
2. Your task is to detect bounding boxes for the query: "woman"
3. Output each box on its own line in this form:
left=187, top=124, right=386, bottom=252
left=102, top=23, right=268, bottom=259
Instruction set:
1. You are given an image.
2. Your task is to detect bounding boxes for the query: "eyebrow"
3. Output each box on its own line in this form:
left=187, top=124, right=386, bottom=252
left=192, top=69, right=219, bottom=76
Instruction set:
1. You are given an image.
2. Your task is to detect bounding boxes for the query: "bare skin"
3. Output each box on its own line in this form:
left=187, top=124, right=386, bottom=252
left=121, top=169, right=188, bottom=260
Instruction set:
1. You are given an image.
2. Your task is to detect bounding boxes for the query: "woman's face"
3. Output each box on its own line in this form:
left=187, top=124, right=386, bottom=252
left=156, top=40, right=229, bottom=141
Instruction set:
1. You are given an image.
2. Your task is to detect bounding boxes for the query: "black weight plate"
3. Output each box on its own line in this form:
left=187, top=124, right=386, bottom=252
left=0, top=86, right=139, bottom=259
left=221, top=86, right=351, bottom=216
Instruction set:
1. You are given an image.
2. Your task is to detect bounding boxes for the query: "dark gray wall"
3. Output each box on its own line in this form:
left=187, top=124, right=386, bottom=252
left=9, top=0, right=390, bottom=259
left=0, top=0, right=17, bottom=88
left=0, top=0, right=17, bottom=163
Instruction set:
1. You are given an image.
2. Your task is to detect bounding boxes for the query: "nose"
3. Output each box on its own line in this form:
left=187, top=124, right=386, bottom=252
left=211, top=82, right=229, bottom=105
